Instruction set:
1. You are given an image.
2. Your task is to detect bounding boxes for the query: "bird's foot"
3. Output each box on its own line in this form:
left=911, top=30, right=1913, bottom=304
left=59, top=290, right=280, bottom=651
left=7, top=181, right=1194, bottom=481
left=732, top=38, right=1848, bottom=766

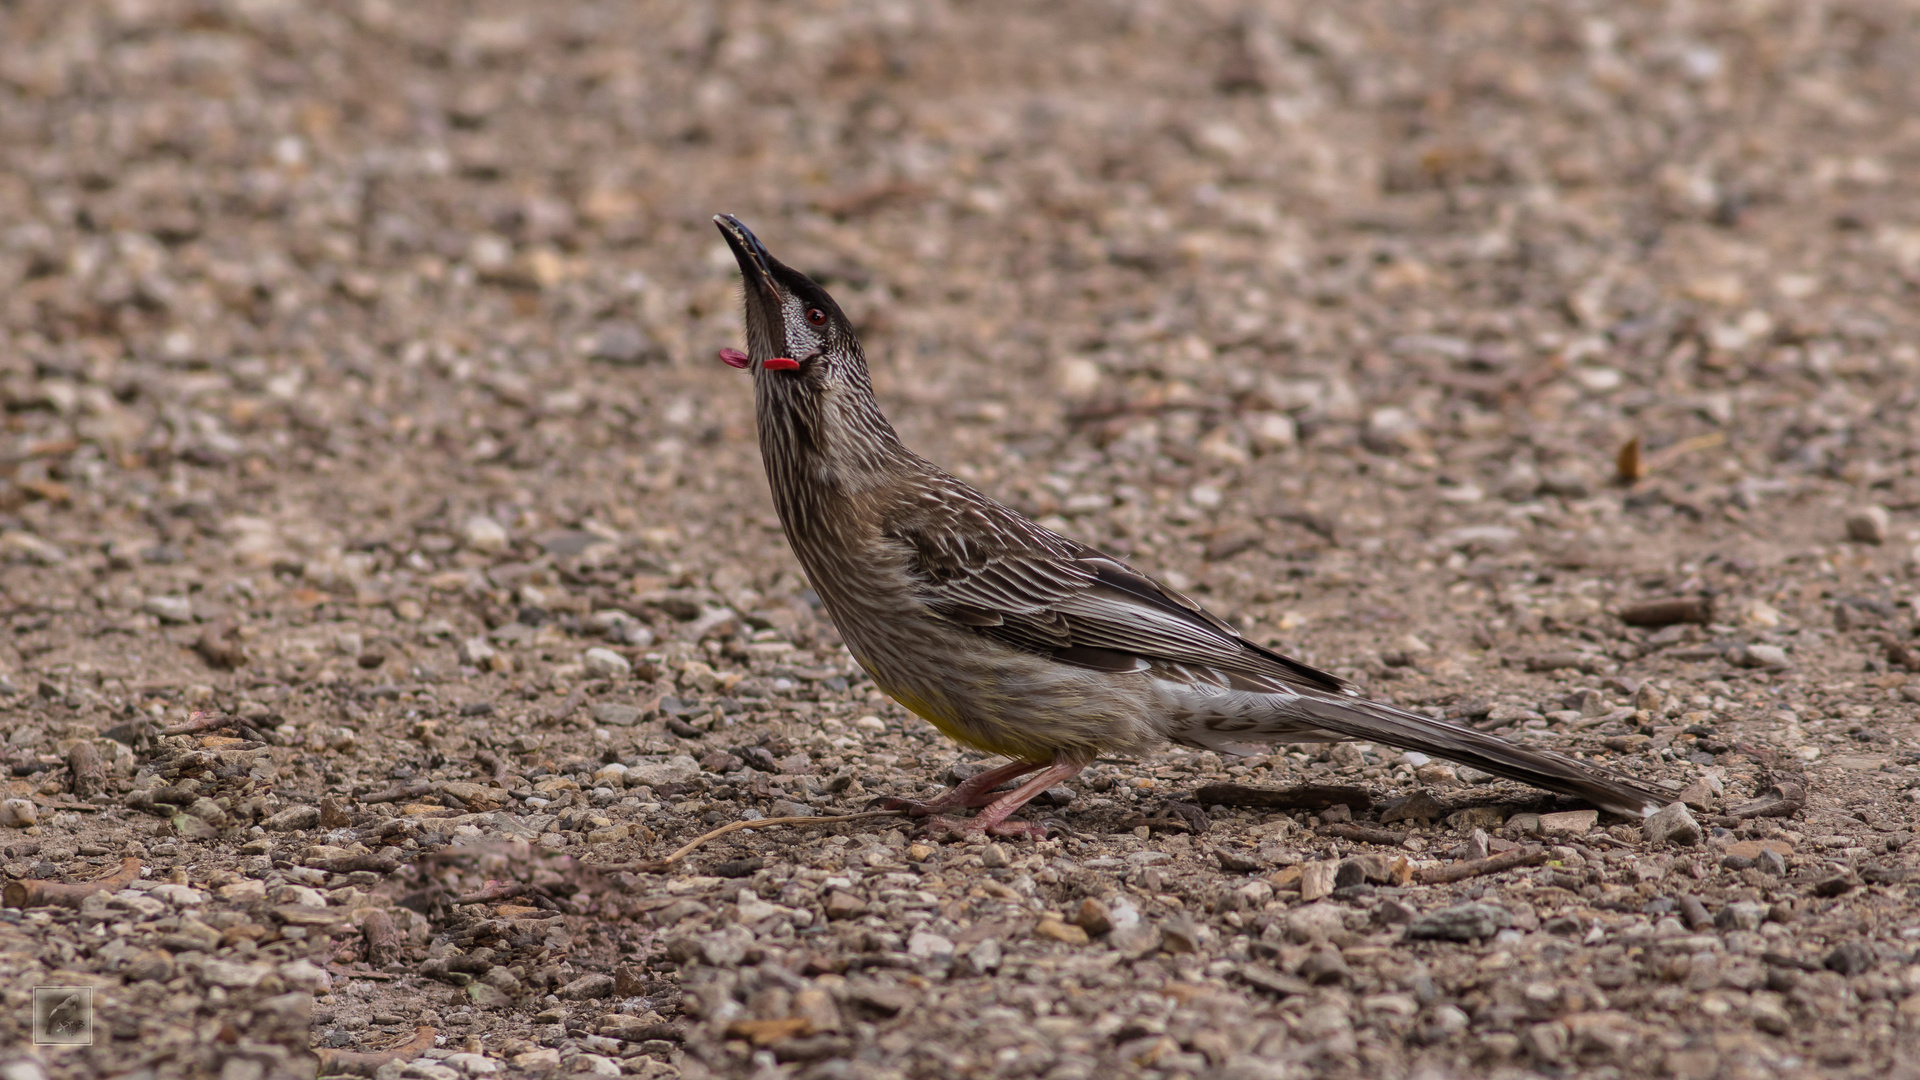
left=915, top=814, right=1051, bottom=841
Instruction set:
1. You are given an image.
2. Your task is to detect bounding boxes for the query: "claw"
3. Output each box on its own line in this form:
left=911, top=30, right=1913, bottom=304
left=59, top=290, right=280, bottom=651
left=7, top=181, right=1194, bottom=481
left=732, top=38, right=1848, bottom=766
left=984, top=819, right=1051, bottom=840
left=915, top=814, right=1051, bottom=841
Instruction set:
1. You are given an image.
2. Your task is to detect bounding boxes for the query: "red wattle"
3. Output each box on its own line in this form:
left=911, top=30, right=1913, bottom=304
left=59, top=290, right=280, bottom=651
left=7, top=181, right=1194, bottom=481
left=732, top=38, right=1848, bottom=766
left=762, top=357, right=801, bottom=371
left=718, top=348, right=751, bottom=369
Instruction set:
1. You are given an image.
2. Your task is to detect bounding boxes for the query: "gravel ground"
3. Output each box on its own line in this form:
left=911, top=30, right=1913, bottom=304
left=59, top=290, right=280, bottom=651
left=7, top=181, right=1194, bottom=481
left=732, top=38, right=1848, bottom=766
left=3, top=1, right=1920, bottom=1078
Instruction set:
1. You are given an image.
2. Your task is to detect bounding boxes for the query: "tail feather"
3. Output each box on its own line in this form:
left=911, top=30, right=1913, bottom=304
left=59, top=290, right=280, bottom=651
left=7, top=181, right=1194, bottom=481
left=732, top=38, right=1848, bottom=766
left=1273, top=692, right=1671, bottom=818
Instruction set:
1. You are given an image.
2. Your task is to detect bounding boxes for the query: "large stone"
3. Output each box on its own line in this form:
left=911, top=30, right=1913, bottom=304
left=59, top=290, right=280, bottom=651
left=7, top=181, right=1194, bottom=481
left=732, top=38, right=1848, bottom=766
left=1298, top=860, right=1337, bottom=902
left=467, top=983, right=512, bottom=1009
left=199, top=959, right=273, bottom=989
left=1643, top=802, right=1702, bottom=847
left=1720, top=839, right=1793, bottom=871
left=0, top=799, right=37, bottom=828
left=907, top=930, right=956, bottom=959
left=1538, top=810, right=1598, bottom=838
left=437, top=782, right=505, bottom=811
left=557, top=973, right=615, bottom=1000
left=510, top=1049, right=561, bottom=1071
left=1379, top=789, right=1445, bottom=823
left=691, top=925, right=754, bottom=967
left=591, top=703, right=643, bottom=727
left=1285, top=902, right=1349, bottom=943
left=626, top=755, right=699, bottom=787
left=1406, top=903, right=1511, bottom=941
left=264, top=805, right=320, bottom=832
left=1034, top=917, right=1089, bottom=946
left=1716, top=901, right=1766, bottom=931
left=824, top=891, right=867, bottom=920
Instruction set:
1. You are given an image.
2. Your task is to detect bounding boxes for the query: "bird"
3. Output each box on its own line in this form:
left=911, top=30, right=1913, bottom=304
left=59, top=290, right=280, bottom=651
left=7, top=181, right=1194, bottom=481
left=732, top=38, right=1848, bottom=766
left=712, top=214, right=1672, bottom=837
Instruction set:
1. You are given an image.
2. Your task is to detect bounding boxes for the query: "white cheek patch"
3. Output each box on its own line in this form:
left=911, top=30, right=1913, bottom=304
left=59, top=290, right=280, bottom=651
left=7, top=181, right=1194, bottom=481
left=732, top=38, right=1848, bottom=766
left=783, top=305, right=809, bottom=348
left=780, top=303, right=827, bottom=360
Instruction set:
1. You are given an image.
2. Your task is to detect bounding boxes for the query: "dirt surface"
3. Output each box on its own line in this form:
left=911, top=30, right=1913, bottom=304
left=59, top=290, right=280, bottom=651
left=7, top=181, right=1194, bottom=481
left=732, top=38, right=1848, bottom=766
left=3, top=1, right=1920, bottom=1078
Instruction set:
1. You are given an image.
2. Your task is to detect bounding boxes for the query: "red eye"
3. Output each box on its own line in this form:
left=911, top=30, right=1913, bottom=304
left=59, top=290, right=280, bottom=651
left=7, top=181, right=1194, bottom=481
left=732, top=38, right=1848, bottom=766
left=805, top=308, right=828, bottom=327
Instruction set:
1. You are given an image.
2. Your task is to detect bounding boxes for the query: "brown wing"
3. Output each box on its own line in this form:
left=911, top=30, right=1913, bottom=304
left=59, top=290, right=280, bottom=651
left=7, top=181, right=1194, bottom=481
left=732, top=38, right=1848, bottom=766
left=882, top=477, right=1344, bottom=695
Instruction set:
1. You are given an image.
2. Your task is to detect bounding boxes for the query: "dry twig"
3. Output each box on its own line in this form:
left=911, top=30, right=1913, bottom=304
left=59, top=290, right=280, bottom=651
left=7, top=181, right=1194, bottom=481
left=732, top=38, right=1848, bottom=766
left=1318, top=822, right=1407, bottom=846
left=161, top=710, right=234, bottom=737
left=4, top=856, right=142, bottom=909
left=1414, top=845, right=1548, bottom=885
left=313, top=1025, right=436, bottom=1077
left=608, top=809, right=905, bottom=874
left=360, top=783, right=433, bottom=804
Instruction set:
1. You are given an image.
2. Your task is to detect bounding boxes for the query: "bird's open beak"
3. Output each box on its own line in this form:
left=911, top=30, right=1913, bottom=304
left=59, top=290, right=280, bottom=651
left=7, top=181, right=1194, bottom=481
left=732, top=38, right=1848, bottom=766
left=715, top=214, right=779, bottom=300
left=713, top=214, right=795, bottom=372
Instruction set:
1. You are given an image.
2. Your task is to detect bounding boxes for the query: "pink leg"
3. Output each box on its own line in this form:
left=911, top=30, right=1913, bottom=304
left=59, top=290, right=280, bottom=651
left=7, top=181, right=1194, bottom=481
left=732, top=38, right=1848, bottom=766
left=921, top=760, right=1085, bottom=839
left=873, top=760, right=1042, bottom=816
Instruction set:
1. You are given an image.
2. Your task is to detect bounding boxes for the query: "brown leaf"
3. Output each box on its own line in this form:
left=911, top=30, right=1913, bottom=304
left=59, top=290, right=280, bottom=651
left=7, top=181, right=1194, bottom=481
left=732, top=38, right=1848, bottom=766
left=727, top=1017, right=812, bottom=1046
left=1616, top=436, right=1643, bottom=484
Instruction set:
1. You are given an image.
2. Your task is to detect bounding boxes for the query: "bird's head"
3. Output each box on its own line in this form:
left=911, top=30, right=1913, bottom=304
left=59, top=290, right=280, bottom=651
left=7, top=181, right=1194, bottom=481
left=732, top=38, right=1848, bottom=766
left=713, top=214, right=867, bottom=396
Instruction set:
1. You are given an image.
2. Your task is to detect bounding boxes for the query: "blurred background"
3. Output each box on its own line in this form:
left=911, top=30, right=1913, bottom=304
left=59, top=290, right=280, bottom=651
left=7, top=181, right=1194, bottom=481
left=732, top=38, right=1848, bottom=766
left=1, top=2, right=1915, bottom=633
left=0, top=0, right=1916, bottom=747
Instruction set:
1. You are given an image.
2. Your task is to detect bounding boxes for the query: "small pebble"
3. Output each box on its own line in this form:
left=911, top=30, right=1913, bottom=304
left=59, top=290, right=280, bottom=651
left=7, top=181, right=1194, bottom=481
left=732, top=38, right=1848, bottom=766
left=581, top=648, right=632, bottom=679
left=1074, top=897, right=1115, bottom=936
left=1298, top=948, right=1350, bottom=985
left=825, top=891, right=867, bottom=920
left=1563, top=688, right=1607, bottom=717
left=1716, top=901, right=1766, bottom=931
left=463, top=516, right=510, bottom=553
left=1034, top=917, right=1089, bottom=946
left=1731, top=643, right=1791, bottom=669
left=958, top=938, right=1001, bottom=975
left=1845, top=505, right=1890, bottom=545
left=1634, top=684, right=1664, bottom=713
left=458, top=638, right=498, bottom=666
left=142, top=595, right=194, bottom=624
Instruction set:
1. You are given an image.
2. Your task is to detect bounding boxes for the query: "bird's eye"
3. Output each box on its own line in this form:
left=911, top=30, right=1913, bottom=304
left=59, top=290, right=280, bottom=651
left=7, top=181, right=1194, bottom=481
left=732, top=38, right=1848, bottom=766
left=805, top=308, right=828, bottom=328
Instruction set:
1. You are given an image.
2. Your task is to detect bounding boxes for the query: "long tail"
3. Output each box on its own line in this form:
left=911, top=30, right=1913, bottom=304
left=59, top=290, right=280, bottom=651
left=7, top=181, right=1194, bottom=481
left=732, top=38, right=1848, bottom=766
left=1191, top=689, right=1672, bottom=818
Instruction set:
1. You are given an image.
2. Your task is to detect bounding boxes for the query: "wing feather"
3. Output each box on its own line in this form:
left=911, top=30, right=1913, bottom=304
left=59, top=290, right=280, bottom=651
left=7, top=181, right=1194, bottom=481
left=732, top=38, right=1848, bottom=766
left=883, top=484, right=1342, bottom=694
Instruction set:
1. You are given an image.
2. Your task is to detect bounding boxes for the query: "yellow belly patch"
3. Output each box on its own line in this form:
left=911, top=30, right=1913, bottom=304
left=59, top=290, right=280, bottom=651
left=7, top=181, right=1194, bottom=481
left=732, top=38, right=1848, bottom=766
left=875, top=682, right=1034, bottom=760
